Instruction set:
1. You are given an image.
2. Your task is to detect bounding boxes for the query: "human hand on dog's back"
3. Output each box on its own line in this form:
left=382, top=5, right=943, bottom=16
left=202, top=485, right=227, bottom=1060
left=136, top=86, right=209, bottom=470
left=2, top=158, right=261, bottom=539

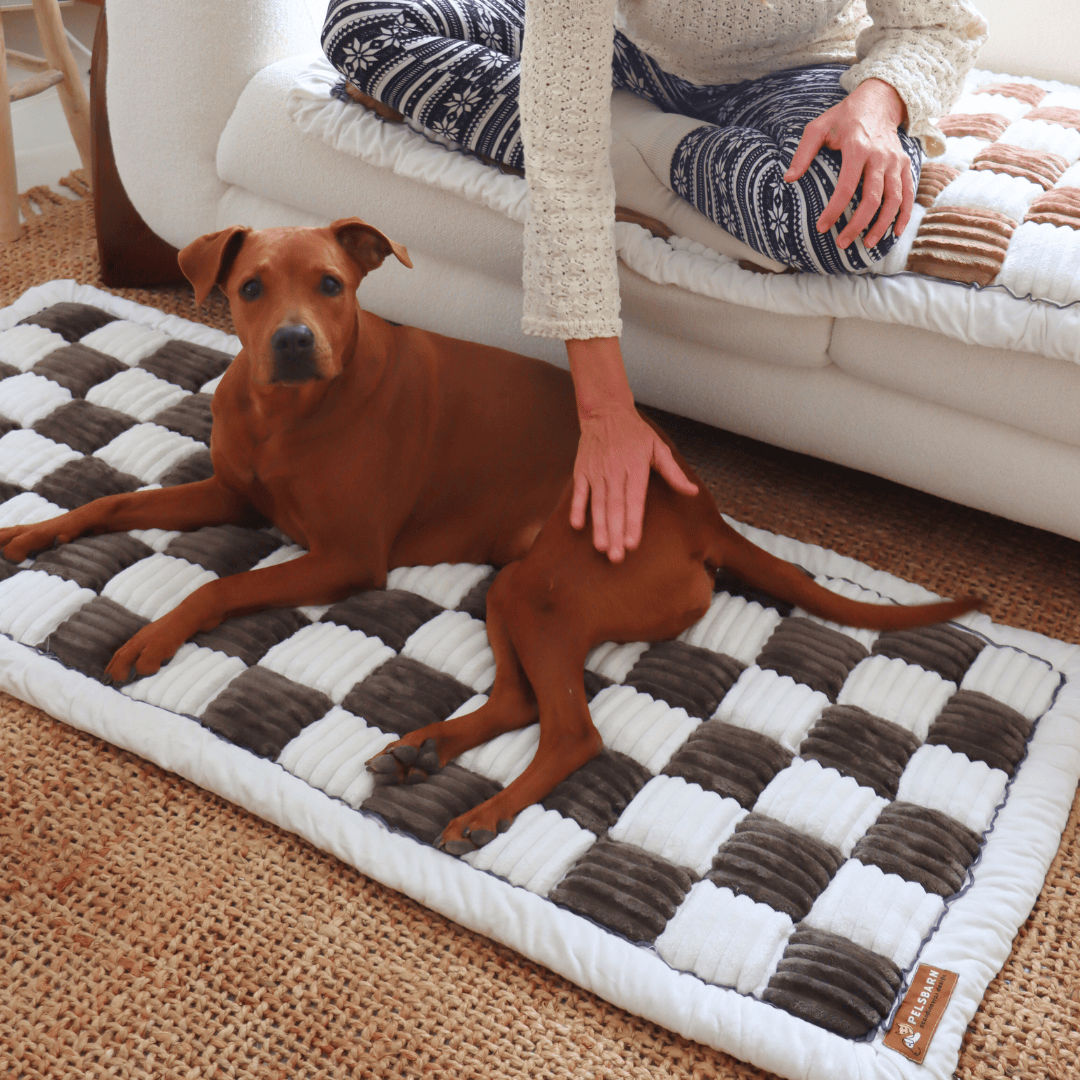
left=566, top=335, right=698, bottom=563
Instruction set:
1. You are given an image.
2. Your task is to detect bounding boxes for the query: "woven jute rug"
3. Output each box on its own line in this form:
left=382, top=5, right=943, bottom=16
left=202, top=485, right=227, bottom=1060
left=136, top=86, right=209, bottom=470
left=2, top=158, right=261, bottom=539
left=1, top=179, right=1078, bottom=1080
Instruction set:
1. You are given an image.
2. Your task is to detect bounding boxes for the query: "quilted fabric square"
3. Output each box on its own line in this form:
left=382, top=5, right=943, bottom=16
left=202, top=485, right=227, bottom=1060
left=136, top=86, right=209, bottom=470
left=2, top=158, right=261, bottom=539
left=1, top=284, right=1079, bottom=1080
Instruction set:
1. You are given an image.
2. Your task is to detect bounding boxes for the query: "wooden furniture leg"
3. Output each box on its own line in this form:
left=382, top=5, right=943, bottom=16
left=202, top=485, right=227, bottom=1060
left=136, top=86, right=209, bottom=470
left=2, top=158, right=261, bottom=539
left=89, top=6, right=184, bottom=286
left=31, top=0, right=90, bottom=172
left=0, top=14, right=19, bottom=243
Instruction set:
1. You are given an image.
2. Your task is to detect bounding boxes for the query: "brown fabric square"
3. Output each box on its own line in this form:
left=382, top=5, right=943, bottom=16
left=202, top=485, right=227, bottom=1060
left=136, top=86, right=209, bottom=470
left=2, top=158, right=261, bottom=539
left=662, top=720, right=792, bottom=808
left=32, top=343, right=126, bottom=398
left=971, top=143, right=1069, bottom=190
left=164, top=525, right=282, bottom=578
left=18, top=302, right=118, bottom=343
left=549, top=838, right=693, bottom=943
left=32, top=533, right=154, bottom=593
left=159, top=449, right=214, bottom=488
left=32, top=456, right=142, bottom=511
left=0, top=415, right=18, bottom=439
left=871, top=623, right=985, bottom=684
left=455, top=568, right=499, bottom=621
left=799, top=705, right=921, bottom=800
left=756, top=616, right=869, bottom=701
left=45, top=596, right=149, bottom=683
left=972, top=82, right=1047, bottom=107
left=32, top=399, right=137, bottom=455
left=915, top=162, right=962, bottom=208
left=200, top=666, right=332, bottom=758
left=937, top=112, right=1011, bottom=140
left=151, top=393, right=214, bottom=445
left=340, top=655, right=476, bottom=736
left=322, top=589, right=445, bottom=651
left=362, top=763, right=502, bottom=846
left=1024, top=187, right=1080, bottom=231
left=0, top=478, right=24, bottom=503
left=625, top=640, right=746, bottom=719
left=1026, top=106, right=1080, bottom=133
left=925, top=689, right=1034, bottom=776
left=762, top=927, right=903, bottom=1038
left=706, top=813, right=843, bottom=921
left=852, top=801, right=982, bottom=897
left=906, top=206, right=1017, bottom=286
left=542, top=750, right=652, bottom=835
left=139, top=340, right=233, bottom=392
left=192, top=607, right=312, bottom=666
left=0, top=361, right=19, bottom=381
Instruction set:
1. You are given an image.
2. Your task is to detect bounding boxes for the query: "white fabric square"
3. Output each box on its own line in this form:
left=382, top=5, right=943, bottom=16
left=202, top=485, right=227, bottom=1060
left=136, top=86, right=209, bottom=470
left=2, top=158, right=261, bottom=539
left=259, top=621, right=395, bottom=703
left=456, top=710, right=539, bottom=786
left=961, top=644, right=1060, bottom=720
left=121, top=642, right=247, bottom=716
left=997, top=220, right=1080, bottom=306
left=679, top=592, right=782, bottom=666
left=0, top=325, right=67, bottom=371
left=803, top=860, right=945, bottom=971
left=101, top=552, right=217, bottom=622
left=714, top=666, right=828, bottom=753
left=588, top=684, right=700, bottom=773
left=609, top=774, right=746, bottom=877
left=386, top=562, right=492, bottom=609
left=94, top=423, right=204, bottom=484
left=128, top=521, right=182, bottom=552
left=78, top=320, right=170, bottom=366
left=654, top=881, right=792, bottom=996
left=0, top=372, right=73, bottom=427
left=935, top=135, right=990, bottom=170
left=463, top=803, right=596, bottom=896
left=934, top=167, right=1043, bottom=221
left=947, top=92, right=1032, bottom=123
left=585, top=640, right=649, bottom=682
left=278, top=705, right=397, bottom=808
left=0, top=570, right=94, bottom=647
left=753, top=758, right=888, bottom=858
left=401, top=609, right=495, bottom=692
left=86, top=368, right=190, bottom=422
left=837, top=656, right=956, bottom=742
left=1057, top=160, right=1080, bottom=188
left=200, top=373, right=225, bottom=395
left=896, top=743, right=1008, bottom=836
left=0, top=491, right=64, bottom=529
left=0, top=429, right=81, bottom=487
left=998, top=118, right=1080, bottom=164
left=793, top=575, right=888, bottom=651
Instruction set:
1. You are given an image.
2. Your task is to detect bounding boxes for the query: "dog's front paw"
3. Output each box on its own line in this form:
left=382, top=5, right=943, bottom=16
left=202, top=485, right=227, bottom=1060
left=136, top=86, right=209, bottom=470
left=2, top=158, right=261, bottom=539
left=367, top=737, right=441, bottom=786
left=0, top=521, right=66, bottom=563
left=104, top=625, right=182, bottom=684
left=437, top=810, right=514, bottom=856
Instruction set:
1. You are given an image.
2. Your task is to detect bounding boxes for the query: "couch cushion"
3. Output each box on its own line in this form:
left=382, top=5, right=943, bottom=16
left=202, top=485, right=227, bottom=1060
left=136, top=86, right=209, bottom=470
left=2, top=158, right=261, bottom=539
left=828, top=318, right=1080, bottom=448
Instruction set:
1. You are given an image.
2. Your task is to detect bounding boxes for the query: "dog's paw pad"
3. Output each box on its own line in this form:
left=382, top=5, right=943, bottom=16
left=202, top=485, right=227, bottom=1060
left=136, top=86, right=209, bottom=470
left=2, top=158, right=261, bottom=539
left=468, top=828, right=496, bottom=848
left=416, top=739, right=440, bottom=773
left=497, top=818, right=512, bottom=834
left=368, top=754, right=399, bottom=775
left=404, top=766, right=428, bottom=785
left=441, top=838, right=475, bottom=856
left=391, top=744, right=418, bottom=767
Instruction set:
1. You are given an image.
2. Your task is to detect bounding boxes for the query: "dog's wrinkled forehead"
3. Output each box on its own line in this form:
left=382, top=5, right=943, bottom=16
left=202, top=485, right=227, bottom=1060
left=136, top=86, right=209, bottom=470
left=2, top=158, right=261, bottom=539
left=227, top=228, right=356, bottom=289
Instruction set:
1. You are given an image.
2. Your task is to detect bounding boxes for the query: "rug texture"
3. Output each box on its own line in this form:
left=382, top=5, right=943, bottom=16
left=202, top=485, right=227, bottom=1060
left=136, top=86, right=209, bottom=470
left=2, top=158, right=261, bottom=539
left=1, top=189, right=1079, bottom=1080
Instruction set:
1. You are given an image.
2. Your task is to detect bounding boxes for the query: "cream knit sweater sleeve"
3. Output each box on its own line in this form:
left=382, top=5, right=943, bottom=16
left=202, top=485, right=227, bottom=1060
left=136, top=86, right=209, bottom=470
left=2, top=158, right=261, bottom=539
left=840, top=0, right=988, bottom=155
left=519, top=0, right=623, bottom=340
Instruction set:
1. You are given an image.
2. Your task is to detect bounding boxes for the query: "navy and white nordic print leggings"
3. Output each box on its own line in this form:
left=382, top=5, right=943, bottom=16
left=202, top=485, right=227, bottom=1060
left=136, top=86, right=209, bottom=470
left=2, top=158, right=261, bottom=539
left=321, top=0, right=923, bottom=274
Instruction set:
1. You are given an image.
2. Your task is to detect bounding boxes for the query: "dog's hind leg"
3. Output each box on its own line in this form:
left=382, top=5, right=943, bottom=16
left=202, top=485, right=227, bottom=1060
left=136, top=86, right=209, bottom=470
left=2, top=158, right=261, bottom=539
left=367, top=562, right=541, bottom=785
left=436, top=487, right=717, bottom=853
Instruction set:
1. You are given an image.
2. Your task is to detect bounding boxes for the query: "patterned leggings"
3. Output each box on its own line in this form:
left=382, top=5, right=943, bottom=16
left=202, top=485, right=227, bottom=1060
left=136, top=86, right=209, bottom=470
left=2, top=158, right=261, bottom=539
left=322, top=0, right=923, bottom=274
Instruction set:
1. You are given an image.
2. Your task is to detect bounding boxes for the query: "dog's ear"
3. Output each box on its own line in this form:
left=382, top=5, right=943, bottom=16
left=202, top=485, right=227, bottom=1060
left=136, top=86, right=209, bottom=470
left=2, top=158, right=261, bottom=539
left=331, top=218, right=413, bottom=276
left=177, top=227, right=251, bottom=306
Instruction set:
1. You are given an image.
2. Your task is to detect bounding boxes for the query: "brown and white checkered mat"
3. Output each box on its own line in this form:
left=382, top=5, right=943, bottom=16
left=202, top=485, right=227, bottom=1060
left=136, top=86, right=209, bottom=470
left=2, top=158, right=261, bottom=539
left=1, top=284, right=1079, bottom=1080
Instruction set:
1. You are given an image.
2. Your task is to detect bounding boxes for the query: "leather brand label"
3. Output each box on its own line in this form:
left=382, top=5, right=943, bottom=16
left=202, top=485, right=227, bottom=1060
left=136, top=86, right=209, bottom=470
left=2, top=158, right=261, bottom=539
left=883, top=964, right=959, bottom=1064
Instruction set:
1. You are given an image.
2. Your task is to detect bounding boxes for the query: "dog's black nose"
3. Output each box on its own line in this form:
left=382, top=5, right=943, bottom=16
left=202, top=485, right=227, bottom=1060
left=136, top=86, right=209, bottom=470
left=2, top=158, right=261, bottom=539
left=270, top=324, right=319, bottom=382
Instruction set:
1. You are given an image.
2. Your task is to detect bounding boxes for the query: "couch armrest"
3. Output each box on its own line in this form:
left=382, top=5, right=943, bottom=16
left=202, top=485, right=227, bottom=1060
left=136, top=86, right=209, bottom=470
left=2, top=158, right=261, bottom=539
left=105, top=0, right=323, bottom=249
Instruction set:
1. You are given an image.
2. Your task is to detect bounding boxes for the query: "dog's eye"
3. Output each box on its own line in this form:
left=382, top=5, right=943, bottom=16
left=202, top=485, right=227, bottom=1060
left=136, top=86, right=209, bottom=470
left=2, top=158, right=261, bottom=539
left=320, top=275, right=343, bottom=297
left=240, top=278, right=262, bottom=301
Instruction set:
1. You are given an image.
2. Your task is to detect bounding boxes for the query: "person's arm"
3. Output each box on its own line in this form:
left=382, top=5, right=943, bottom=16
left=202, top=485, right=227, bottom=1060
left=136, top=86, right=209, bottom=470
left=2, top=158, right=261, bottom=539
left=519, top=0, right=695, bottom=561
left=785, top=0, right=988, bottom=248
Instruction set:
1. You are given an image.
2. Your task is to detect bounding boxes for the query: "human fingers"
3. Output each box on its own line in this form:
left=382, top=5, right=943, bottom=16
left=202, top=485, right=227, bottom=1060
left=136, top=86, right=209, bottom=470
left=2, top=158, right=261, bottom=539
left=863, top=163, right=904, bottom=250
left=570, top=468, right=590, bottom=531
left=604, top=469, right=628, bottom=563
left=622, top=457, right=650, bottom=555
left=653, top=440, right=699, bottom=497
left=836, top=159, right=886, bottom=249
left=816, top=149, right=865, bottom=236
left=894, top=156, right=916, bottom=239
left=784, top=118, right=828, bottom=183
left=590, top=475, right=611, bottom=556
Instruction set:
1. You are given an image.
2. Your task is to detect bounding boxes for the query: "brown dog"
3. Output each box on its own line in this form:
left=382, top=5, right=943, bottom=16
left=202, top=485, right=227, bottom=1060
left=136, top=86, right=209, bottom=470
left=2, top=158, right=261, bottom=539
left=0, top=219, right=979, bottom=853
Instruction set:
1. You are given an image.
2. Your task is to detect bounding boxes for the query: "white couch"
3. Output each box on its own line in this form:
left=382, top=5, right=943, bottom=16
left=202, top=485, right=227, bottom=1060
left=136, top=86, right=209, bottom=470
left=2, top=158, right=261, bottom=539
left=104, top=0, right=1080, bottom=540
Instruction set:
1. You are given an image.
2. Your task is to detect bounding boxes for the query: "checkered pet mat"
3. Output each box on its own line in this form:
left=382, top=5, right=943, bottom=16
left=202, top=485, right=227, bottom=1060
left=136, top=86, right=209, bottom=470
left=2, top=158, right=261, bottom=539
left=2, top=284, right=1079, bottom=1080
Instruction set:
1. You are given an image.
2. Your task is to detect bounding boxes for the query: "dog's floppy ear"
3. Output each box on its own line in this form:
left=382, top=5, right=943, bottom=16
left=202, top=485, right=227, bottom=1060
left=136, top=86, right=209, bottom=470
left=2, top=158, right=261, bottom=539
left=331, top=217, right=413, bottom=276
left=178, top=226, right=251, bottom=306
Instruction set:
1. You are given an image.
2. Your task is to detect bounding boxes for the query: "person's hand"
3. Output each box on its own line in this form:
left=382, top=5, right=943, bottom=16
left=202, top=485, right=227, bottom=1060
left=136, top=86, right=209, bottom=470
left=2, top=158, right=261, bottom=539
left=566, top=337, right=698, bottom=563
left=784, top=78, right=914, bottom=252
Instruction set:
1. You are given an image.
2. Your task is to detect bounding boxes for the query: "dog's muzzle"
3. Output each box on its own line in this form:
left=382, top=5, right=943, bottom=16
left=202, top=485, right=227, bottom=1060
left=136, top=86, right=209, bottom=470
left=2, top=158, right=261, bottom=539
left=270, top=324, right=319, bottom=382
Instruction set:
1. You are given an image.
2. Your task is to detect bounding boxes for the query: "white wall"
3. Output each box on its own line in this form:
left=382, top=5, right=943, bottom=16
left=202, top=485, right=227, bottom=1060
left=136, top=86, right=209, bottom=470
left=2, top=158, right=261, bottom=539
left=974, top=0, right=1080, bottom=84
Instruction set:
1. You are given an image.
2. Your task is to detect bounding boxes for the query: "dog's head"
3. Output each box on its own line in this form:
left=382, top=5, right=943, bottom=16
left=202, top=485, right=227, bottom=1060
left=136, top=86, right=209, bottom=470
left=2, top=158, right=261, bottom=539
left=178, top=218, right=412, bottom=385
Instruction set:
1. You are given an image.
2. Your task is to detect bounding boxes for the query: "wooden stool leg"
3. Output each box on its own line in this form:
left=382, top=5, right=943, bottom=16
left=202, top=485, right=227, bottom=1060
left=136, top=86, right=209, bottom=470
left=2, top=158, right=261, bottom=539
left=32, top=0, right=91, bottom=173
left=0, top=15, right=21, bottom=243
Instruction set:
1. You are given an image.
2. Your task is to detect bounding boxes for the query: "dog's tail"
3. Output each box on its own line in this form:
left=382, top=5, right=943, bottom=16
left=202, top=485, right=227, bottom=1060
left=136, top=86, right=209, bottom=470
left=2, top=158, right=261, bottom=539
left=708, top=517, right=981, bottom=631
